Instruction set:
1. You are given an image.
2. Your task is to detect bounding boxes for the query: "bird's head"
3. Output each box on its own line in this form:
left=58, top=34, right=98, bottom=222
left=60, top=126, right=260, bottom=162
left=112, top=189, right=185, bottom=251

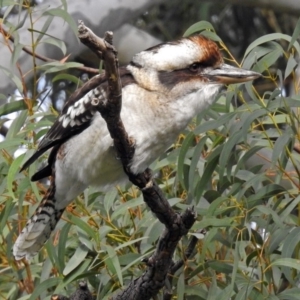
left=127, top=35, right=260, bottom=103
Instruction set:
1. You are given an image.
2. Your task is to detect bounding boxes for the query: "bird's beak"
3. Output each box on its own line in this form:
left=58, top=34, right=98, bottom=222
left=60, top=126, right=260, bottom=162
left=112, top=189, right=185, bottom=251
left=207, top=64, right=261, bottom=84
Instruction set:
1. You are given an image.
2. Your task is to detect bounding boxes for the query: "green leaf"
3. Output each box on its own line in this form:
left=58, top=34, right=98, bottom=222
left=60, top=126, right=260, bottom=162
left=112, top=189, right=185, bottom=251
left=0, top=100, right=27, bottom=117
left=42, top=37, right=67, bottom=56
left=187, top=261, right=210, bottom=280
left=0, top=0, right=17, bottom=5
left=0, top=138, right=25, bottom=150
left=40, top=257, right=54, bottom=285
left=6, top=110, right=28, bottom=139
left=281, top=227, right=300, bottom=284
left=246, top=184, right=285, bottom=209
left=111, top=196, right=144, bottom=220
left=219, top=284, right=235, bottom=300
left=103, top=189, right=118, bottom=216
left=201, top=30, right=222, bottom=42
left=235, top=285, right=254, bottom=300
left=183, top=21, right=216, bottom=37
left=254, top=46, right=282, bottom=73
left=45, top=239, right=59, bottom=268
left=7, top=154, right=24, bottom=199
left=206, top=196, right=229, bottom=217
left=246, top=250, right=260, bottom=267
left=244, top=81, right=261, bottom=104
left=69, top=214, right=97, bottom=240
left=219, top=130, right=243, bottom=180
left=270, top=258, right=300, bottom=271
left=194, top=149, right=220, bottom=203
left=278, top=288, right=300, bottom=300
left=195, top=217, right=236, bottom=228
left=177, top=273, right=185, bottom=300
left=63, top=245, right=88, bottom=275
left=194, top=112, right=235, bottom=135
left=55, top=259, right=91, bottom=293
left=105, top=245, right=123, bottom=286
left=240, top=108, right=268, bottom=142
left=177, top=132, right=195, bottom=190
left=36, top=15, right=55, bottom=44
left=268, top=228, right=291, bottom=254
left=43, top=8, right=78, bottom=38
left=235, top=145, right=265, bottom=175
left=279, top=194, right=300, bottom=221
left=244, top=33, right=300, bottom=58
left=0, top=198, right=14, bottom=232
left=38, top=62, right=83, bottom=73
left=271, top=129, right=293, bottom=164
left=268, top=96, right=300, bottom=109
left=288, top=17, right=300, bottom=51
left=242, top=45, right=275, bottom=69
left=29, top=278, right=61, bottom=300
left=52, top=73, right=83, bottom=86
left=121, top=250, right=154, bottom=274
left=2, top=3, right=16, bottom=21
left=10, top=43, right=23, bottom=68
left=284, top=55, right=298, bottom=79
left=61, top=0, right=68, bottom=10
left=188, top=136, right=208, bottom=197
left=0, top=66, right=23, bottom=92
left=207, top=274, right=218, bottom=300
left=14, top=9, right=28, bottom=30
left=115, top=236, right=147, bottom=251
left=57, top=222, right=72, bottom=273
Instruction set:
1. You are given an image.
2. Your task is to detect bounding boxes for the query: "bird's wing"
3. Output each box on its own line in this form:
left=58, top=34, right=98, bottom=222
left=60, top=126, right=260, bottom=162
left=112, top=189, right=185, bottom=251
left=20, top=86, right=104, bottom=171
left=21, top=67, right=135, bottom=172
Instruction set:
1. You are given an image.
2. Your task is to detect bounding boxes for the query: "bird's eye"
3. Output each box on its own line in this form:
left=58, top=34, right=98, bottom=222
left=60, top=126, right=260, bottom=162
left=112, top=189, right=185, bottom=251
left=189, top=63, right=201, bottom=72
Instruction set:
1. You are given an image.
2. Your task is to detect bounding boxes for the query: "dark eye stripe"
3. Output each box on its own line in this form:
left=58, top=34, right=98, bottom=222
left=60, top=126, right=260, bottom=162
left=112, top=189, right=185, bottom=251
left=189, top=60, right=215, bottom=72
left=158, top=68, right=210, bottom=89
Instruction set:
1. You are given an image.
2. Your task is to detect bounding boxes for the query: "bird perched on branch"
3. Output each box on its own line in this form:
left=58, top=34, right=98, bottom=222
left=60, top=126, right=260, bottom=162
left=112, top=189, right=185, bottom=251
left=13, top=35, right=260, bottom=260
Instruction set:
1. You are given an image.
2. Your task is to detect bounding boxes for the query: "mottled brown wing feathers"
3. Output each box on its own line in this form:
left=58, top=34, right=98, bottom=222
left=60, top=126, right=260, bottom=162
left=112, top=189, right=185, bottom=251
left=20, top=67, right=136, bottom=174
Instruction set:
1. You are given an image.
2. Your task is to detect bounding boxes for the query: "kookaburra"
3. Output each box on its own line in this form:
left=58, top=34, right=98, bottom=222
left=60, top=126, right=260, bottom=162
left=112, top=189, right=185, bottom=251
left=13, top=35, right=260, bottom=260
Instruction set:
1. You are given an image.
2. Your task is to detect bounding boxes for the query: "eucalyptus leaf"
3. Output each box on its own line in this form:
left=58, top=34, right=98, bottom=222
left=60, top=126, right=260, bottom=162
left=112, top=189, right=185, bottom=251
left=43, top=8, right=78, bottom=37
left=183, top=21, right=216, bottom=37
left=284, top=55, right=298, bottom=79
left=29, top=278, right=61, bottom=300
left=0, top=100, right=27, bottom=117
left=244, top=33, right=300, bottom=58
left=288, top=17, right=300, bottom=51
left=63, top=245, right=88, bottom=275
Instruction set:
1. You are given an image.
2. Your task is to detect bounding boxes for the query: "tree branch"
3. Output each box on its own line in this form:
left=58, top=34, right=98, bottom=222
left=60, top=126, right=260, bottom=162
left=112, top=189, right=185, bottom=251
left=52, top=20, right=197, bottom=300
left=0, top=24, right=99, bottom=75
left=163, top=229, right=207, bottom=300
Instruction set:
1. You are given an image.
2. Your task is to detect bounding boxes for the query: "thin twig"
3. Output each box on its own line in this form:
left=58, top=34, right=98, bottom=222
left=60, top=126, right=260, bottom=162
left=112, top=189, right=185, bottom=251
left=163, top=229, right=207, bottom=300
left=0, top=24, right=99, bottom=75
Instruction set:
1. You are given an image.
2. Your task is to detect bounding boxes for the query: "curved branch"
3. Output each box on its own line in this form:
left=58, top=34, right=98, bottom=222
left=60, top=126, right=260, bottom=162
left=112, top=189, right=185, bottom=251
left=52, top=21, right=197, bottom=300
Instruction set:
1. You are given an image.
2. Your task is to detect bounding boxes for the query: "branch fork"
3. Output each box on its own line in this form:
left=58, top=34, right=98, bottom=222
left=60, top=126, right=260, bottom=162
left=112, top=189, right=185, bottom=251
left=54, top=20, right=199, bottom=300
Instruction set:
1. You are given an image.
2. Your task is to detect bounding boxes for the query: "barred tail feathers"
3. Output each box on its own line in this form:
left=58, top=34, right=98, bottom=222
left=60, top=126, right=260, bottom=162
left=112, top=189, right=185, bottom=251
left=13, top=184, right=64, bottom=260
